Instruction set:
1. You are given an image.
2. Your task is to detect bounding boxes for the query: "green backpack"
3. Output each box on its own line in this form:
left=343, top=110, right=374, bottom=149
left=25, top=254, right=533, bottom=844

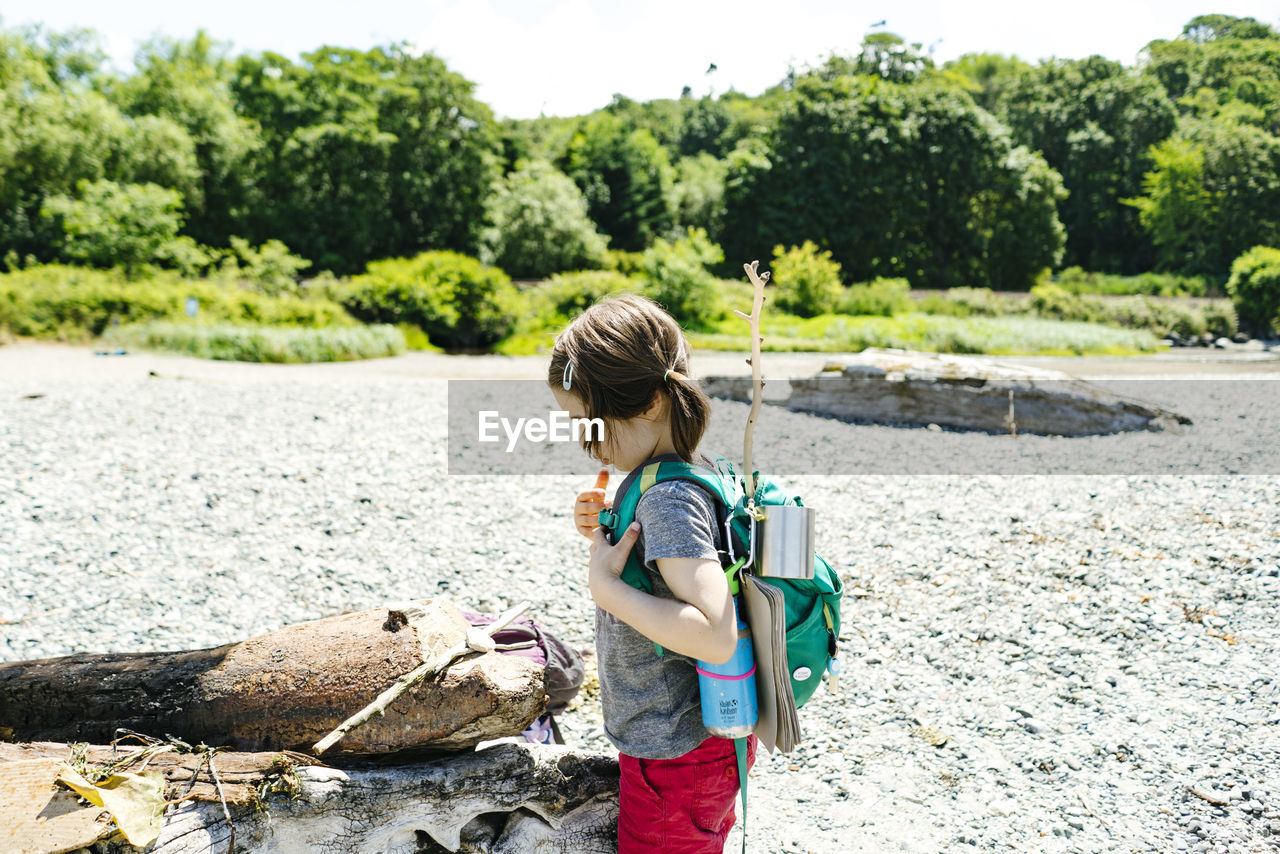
left=596, top=454, right=843, bottom=710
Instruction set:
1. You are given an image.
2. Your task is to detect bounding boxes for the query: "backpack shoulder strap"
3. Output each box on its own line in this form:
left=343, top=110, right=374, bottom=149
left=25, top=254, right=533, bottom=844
left=597, top=455, right=736, bottom=594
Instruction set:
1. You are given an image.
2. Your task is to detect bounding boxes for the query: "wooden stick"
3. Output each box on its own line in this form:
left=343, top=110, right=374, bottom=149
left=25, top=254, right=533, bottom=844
left=740, top=261, right=770, bottom=503
left=1187, top=784, right=1231, bottom=806
left=1077, top=790, right=1114, bottom=837
left=313, top=601, right=531, bottom=756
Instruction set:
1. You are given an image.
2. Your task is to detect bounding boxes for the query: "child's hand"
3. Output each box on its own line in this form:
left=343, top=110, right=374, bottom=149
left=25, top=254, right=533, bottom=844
left=588, top=521, right=641, bottom=597
left=573, top=469, right=611, bottom=539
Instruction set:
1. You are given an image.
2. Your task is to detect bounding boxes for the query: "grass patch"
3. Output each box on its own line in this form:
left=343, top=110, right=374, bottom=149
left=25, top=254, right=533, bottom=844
left=689, top=312, right=1160, bottom=355
left=103, top=322, right=406, bottom=363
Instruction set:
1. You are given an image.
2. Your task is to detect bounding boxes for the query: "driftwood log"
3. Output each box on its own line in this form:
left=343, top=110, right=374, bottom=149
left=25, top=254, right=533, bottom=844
left=702, top=347, right=1191, bottom=436
left=0, top=741, right=619, bottom=854
left=0, top=599, right=546, bottom=754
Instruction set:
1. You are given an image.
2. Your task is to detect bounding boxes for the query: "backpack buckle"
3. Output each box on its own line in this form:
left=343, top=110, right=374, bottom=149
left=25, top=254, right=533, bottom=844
left=741, top=514, right=757, bottom=573
left=597, top=508, right=618, bottom=529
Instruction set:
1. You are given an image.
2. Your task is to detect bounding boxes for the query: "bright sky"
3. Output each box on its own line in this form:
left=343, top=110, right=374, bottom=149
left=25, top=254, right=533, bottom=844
left=6, top=1, right=1279, bottom=119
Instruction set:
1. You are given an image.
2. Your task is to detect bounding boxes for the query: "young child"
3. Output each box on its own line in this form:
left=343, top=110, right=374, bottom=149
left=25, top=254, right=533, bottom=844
left=548, top=293, right=758, bottom=853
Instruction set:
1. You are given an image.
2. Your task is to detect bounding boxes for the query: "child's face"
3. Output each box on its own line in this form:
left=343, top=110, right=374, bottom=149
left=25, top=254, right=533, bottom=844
left=552, top=388, right=668, bottom=473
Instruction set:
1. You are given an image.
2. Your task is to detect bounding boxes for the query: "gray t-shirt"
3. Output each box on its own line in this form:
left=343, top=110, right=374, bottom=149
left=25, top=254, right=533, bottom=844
left=595, top=478, right=722, bottom=759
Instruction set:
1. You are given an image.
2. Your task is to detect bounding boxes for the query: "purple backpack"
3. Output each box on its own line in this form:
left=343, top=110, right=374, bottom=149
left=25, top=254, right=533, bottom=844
left=462, top=610, right=586, bottom=718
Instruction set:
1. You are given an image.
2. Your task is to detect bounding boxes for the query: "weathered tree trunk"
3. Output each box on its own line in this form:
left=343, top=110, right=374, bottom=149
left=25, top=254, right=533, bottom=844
left=0, top=600, right=546, bottom=754
left=701, top=347, right=1191, bottom=436
left=1, top=742, right=619, bottom=854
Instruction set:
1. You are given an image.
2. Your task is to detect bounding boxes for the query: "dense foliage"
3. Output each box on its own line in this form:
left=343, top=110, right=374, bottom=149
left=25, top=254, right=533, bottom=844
left=721, top=76, right=1067, bottom=289
left=0, top=264, right=351, bottom=338
left=2, top=13, right=1279, bottom=344
left=480, top=160, right=608, bottom=279
left=770, top=241, right=844, bottom=317
left=1226, top=246, right=1280, bottom=336
left=336, top=250, right=517, bottom=349
left=637, top=228, right=724, bottom=329
left=994, top=57, right=1178, bottom=273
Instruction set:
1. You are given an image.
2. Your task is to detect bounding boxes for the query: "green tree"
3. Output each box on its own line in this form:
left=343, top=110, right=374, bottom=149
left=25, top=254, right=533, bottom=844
left=212, top=237, right=312, bottom=296
left=0, top=85, right=133, bottom=262
left=232, top=45, right=499, bottom=273
left=941, top=53, right=1032, bottom=114
left=798, top=34, right=934, bottom=85
left=677, top=97, right=735, bottom=157
left=1122, top=138, right=1213, bottom=272
left=1144, top=16, right=1280, bottom=133
left=1192, top=120, right=1280, bottom=273
left=110, top=115, right=203, bottom=206
left=12, top=22, right=108, bottom=86
left=997, top=56, right=1178, bottom=272
left=722, top=75, right=1065, bottom=289
left=0, top=24, right=206, bottom=263
left=1127, top=120, right=1280, bottom=276
left=41, top=180, right=185, bottom=275
left=976, top=145, right=1069, bottom=289
left=114, top=32, right=262, bottom=247
left=561, top=114, right=675, bottom=252
left=481, top=160, right=608, bottom=279
left=1181, top=14, right=1277, bottom=44
left=672, top=153, right=728, bottom=235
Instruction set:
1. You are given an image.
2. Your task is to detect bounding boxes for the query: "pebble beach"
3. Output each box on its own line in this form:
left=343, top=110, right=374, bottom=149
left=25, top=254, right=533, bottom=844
left=2, top=342, right=1279, bottom=854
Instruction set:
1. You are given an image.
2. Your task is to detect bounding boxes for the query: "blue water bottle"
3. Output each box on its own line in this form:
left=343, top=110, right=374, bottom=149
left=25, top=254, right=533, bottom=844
left=697, top=596, right=758, bottom=738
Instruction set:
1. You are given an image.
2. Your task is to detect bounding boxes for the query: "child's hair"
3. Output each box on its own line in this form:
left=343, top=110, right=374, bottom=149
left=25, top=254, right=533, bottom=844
left=548, top=294, right=711, bottom=462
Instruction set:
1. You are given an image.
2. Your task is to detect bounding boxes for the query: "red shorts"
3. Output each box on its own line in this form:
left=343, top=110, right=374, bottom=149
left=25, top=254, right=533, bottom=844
left=617, top=735, right=758, bottom=853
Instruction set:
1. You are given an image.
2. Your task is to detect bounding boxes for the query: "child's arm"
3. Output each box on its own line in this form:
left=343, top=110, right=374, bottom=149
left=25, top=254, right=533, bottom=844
left=587, top=524, right=737, bottom=664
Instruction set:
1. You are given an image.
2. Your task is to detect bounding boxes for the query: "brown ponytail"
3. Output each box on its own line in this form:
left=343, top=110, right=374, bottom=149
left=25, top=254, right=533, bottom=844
left=548, top=294, right=711, bottom=462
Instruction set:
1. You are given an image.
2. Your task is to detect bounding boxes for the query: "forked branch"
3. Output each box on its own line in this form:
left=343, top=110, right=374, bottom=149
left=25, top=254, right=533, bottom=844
left=740, top=261, right=769, bottom=503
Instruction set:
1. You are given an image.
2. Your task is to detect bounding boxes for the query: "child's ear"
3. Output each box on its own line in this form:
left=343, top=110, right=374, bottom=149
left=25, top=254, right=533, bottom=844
left=641, top=391, right=665, bottom=420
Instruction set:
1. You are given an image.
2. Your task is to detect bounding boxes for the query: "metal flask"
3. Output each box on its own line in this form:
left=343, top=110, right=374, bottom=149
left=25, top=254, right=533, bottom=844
left=756, top=505, right=816, bottom=579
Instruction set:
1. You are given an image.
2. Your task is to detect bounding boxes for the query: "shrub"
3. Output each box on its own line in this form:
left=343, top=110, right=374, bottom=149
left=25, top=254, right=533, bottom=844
left=0, top=265, right=352, bottom=340
left=481, top=160, right=609, bottom=279
left=603, top=249, right=646, bottom=276
left=536, top=270, right=636, bottom=322
left=914, top=287, right=1024, bottom=318
left=1226, top=246, right=1280, bottom=337
left=1125, top=271, right=1211, bottom=298
left=639, top=228, right=724, bottom=330
left=1199, top=301, right=1238, bottom=339
left=1028, top=283, right=1106, bottom=323
left=395, top=323, right=440, bottom=351
left=1054, top=266, right=1212, bottom=297
left=209, top=238, right=312, bottom=297
left=839, top=277, right=912, bottom=317
left=770, top=241, right=844, bottom=317
left=104, top=322, right=405, bottom=363
left=339, top=251, right=518, bottom=350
